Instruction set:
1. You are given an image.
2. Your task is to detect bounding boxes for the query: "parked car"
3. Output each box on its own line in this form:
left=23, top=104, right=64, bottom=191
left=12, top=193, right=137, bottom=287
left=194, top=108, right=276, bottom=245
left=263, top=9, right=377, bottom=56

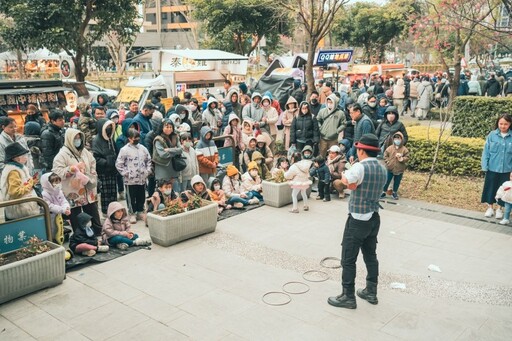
left=62, top=80, right=118, bottom=104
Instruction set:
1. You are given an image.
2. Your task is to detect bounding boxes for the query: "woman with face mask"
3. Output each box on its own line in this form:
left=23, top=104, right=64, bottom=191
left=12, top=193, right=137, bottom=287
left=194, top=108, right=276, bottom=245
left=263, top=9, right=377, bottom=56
left=52, top=128, right=102, bottom=234
left=375, top=106, right=408, bottom=153
left=179, top=133, right=199, bottom=191
left=290, top=101, right=320, bottom=154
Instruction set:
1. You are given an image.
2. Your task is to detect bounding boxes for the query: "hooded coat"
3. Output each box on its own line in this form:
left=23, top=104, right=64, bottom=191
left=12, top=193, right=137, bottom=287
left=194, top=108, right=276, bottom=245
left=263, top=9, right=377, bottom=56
left=92, top=119, right=117, bottom=176
left=195, top=126, right=219, bottom=175
left=153, top=121, right=183, bottom=181
left=41, top=172, right=70, bottom=215
left=52, top=128, right=98, bottom=208
left=282, top=96, right=298, bottom=149
left=383, top=131, right=409, bottom=175
left=261, top=95, right=278, bottom=136
left=242, top=92, right=268, bottom=133
left=416, top=80, right=433, bottom=110
left=316, top=94, right=346, bottom=141
left=484, top=77, right=502, bottom=97
left=290, top=102, right=320, bottom=145
left=468, top=75, right=482, bottom=96
left=202, top=97, right=223, bottom=136
left=132, top=112, right=152, bottom=147
left=40, top=122, right=64, bottom=171
left=116, top=118, right=140, bottom=151
left=181, top=174, right=211, bottom=201
left=223, top=114, right=244, bottom=149
left=241, top=119, right=255, bottom=148
left=284, top=159, right=313, bottom=189
left=69, top=212, right=97, bottom=252
left=375, top=109, right=408, bottom=147
left=101, top=201, right=131, bottom=244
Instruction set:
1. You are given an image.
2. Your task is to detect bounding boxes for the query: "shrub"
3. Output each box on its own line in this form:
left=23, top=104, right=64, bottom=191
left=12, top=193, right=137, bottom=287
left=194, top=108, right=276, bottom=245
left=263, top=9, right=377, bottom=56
left=406, top=126, right=484, bottom=176
left=451, top=96, right=512, bottom=138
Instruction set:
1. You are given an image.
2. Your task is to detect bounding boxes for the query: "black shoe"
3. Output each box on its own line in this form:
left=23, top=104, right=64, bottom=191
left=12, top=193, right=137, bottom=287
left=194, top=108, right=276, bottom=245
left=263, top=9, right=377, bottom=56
left=316, top=196, right=324, bottom=200
left=328, top=289, right=356, bottom=309
left=357, top=282, right=378, bottom=305
left=380, top=192, right=386, bottom=199
left=323, top=198, right=331, bottom=202
left=392, top=192, right=399, bottom=200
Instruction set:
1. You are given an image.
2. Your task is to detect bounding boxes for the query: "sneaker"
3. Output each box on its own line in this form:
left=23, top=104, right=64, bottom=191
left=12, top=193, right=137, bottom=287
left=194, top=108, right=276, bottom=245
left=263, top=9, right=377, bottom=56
left=495, top=208, right=504, bottom=219
left=118, top=192, right=125, bottom=200
left=316, top=196, right=324, bottom=200
left=380, top=192, right=386, bottom=199
left=233, top=202, right=244, bottom=209
left=133, top=238, right=152, bottom=246
left=116, top=243, right=129, bottom=250
left=289, top=208, right=299, bottom=213
left=484, top=207, right=494, bottom=218
left=129, top=214, right=137, bottom=224
left=303, top=206, right=309, bottom=211
left=392, top=192, right=399, bottom=200
left=97, top=245, right=109, bottom=253
left=499, top=219, right=510, bottom=225
left=248, top=198, right=259, bottom=205
left=82, top=250, right=96, bottom=257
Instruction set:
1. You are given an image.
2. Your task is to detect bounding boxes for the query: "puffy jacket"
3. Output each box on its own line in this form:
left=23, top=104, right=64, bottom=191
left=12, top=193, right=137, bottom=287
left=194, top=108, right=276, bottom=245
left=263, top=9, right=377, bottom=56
left=383, top=131, right=409, bottom=175
left=375, top=111, right=408, bottom=147
left=69, top=212, right=98, bottom=252
left=92, top=119, right=118, bottom=175
left=290, top=102, right=320, bottom=144
left=40, top=123, right=64, bottom=170
left=195, top=126, right=219, bottom=175
left=101, top=201, right=131, bottom=244
left=316, top=94, right=346, bottom=140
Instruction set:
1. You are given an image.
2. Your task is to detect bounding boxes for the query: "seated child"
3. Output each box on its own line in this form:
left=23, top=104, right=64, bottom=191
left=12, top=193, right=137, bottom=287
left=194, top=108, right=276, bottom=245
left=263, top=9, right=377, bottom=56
left=102, top=201, right=151, bottom=250
left=181, top=174, right=211, bottom=202
left=41, top=172, right=71, bottom=243
left=241, top=161, right=264, bottom=203
left=69, top=212, right=109, bottom=257
left=310, top=156, right=332, bottom=202
left=251, top=150, right=270, bottom=180
left=208, top=178, right=230, bottom=213
left=148, top=179, right=178, bottom=212
left=222, top=165, right=259, bottom=208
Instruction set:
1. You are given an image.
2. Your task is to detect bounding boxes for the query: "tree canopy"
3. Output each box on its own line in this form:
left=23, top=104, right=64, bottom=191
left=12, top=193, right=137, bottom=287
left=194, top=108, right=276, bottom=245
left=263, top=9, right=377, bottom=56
left=189, top=0, right=292, bottom=56
left=0, top=0, right=141, bottom=81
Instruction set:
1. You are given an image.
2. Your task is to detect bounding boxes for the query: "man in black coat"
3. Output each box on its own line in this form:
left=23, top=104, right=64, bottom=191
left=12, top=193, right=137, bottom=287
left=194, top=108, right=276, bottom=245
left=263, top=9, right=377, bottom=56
left=40, top=110, right=65, bottom=172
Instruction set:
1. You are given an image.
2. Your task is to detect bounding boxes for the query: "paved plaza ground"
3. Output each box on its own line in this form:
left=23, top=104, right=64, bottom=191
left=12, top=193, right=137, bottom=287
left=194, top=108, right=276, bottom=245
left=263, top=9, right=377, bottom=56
left=1, top=196, right=512, bottom=340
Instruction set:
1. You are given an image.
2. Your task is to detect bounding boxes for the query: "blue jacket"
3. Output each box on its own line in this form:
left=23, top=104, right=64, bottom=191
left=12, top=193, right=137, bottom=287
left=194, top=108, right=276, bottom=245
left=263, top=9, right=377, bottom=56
left=481, top=129, right=512, bottom=173
left=132, top=113, right=152, bottom=147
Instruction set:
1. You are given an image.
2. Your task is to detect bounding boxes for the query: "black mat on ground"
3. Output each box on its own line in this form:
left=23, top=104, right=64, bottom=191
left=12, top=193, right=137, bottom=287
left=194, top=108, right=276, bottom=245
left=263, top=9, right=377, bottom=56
left=65, top=245, right=151, bottom=271
left=217, top=202, right=265, bottom=221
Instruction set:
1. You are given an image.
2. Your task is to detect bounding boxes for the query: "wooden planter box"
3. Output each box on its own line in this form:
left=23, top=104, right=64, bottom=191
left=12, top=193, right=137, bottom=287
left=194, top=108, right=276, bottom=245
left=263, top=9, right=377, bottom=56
left=262, top=181, right=311, bottom=208
left=147, top=201, right=218, bottom=247
left=0, top=241, right=65, bottom=304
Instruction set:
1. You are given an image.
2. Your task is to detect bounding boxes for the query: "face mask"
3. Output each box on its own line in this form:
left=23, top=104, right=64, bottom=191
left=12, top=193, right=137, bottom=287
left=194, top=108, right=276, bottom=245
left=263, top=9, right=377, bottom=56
left=250, top=170, right=258, bottom=177
left=303, top=153, right=312, bottom=159
left=327, top=104, right=334, bottom=110
left=393, top=139, right=401, bottom=146
left=85, top=222, right=94, bottom=237
left=180, top=114, right=186, bottom=119
left=263, top=102, right=269, bottom=107
left=311, top=99, right=318, bottom=105
left=132, top=138, right=140, bottom=145
left=214, top=184, right=221, bottom=191
left=74, top=139, right=82, bottom=148
left=164, top=190, right=173, bottom=195
left=184, top=141, right=193, bottom=148
left=368, top=102, right=377, bottom=108
left=53, top=183, right=62, bottom=190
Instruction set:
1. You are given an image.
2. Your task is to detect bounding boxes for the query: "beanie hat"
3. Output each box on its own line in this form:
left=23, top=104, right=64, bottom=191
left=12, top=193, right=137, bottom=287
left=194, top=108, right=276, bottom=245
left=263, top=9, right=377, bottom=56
left=247, top=161, right=258, bottom=171
left=354, top=133, right=380, bottom=152
left=5, top=142, right=29, bottom=161
left=226, top=165, right=239, bottom=177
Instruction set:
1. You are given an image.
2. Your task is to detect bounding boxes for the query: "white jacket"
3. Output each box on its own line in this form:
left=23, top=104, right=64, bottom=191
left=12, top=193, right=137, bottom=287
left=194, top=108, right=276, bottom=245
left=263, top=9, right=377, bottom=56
left=496, top=180, right=512, bottom=204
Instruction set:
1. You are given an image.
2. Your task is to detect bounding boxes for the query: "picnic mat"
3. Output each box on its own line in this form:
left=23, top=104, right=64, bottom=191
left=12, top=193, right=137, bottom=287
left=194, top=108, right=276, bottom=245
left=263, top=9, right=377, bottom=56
left=217, top=202, right=265, bottom=221
left=65, top=245, right=150, bottom=271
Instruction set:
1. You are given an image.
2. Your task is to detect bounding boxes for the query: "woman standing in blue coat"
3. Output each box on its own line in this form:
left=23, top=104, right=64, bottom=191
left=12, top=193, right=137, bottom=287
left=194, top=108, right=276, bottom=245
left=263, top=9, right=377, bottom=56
left=481, top=114, right=512, bottom=219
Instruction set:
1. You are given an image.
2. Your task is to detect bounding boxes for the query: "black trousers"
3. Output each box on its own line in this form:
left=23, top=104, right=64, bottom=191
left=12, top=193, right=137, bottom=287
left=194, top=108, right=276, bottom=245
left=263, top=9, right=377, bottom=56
left=317, top=180, right=331, bottom=200
left=341, top=212, right=380, bottom=290
left=69, top=202, right=102, bottom=236
left=126, top=184, right=146, bottom=213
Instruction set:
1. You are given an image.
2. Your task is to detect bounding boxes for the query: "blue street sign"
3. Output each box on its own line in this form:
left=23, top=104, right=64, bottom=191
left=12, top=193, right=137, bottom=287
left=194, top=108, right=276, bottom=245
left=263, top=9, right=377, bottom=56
left=0, top=215, right=48, bottom=254
left=315, top=50, right=354, bottom=66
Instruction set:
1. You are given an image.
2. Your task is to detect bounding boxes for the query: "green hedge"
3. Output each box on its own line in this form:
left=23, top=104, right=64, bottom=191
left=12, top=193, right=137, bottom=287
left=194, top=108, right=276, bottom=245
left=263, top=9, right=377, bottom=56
left=406, top=126, right=484, bottom=176
left=451, top=97, right=512, bottom=139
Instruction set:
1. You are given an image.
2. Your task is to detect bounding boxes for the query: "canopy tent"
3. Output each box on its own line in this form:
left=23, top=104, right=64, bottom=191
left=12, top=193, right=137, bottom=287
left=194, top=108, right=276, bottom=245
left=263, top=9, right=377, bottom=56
left=27, top=48, right=60, bottom=60
left=0, top=51, right=28, bottom=61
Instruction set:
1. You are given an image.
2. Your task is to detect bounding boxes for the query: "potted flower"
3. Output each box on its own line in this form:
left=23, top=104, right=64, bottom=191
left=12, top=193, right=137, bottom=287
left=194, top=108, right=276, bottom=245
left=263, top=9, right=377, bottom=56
left=0, top=236, right=65, bottom=304
left=146, top=196, right=218, bottom=247
left=262, top=170, right=310, bottom=208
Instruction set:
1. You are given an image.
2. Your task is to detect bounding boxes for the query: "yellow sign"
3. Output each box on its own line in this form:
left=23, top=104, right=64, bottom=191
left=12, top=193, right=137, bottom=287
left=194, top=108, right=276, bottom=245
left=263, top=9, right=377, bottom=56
left=117, top=87, right=145, bottom=103
left=160, top=98, right=174, bottom=110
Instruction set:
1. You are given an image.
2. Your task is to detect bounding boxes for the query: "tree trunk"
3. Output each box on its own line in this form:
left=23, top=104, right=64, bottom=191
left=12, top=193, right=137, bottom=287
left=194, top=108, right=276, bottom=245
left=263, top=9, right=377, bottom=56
left=15, top=49, right=25, bottom=79
left=306, top=38, right=317, bottom=98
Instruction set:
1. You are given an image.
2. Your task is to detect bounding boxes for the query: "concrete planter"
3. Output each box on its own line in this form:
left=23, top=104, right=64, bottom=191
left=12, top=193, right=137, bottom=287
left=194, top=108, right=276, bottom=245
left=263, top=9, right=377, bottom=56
left=262, top=181, right=311, bottom=208
left=0, top=241, right=65, bottom=304
left=147, top=200, right=218, bottom=247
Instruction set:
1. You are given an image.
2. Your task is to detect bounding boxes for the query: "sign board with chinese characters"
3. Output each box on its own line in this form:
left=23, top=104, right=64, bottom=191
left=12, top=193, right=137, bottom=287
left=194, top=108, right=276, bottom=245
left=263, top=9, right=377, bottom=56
left=0, top=90, right=67, bottom=112
left=315, top=49, right=354, bottom=66
left=217, top=146, right=234, bottom=166
left=116, top=87, right=145, bottom=104
left=0, top=215, right=47, bottom=254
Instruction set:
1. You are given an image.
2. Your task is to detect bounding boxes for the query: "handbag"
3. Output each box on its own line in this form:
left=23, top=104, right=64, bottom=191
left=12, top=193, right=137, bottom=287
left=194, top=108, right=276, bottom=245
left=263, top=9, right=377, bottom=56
left=171, top=153, right=187, bottom=171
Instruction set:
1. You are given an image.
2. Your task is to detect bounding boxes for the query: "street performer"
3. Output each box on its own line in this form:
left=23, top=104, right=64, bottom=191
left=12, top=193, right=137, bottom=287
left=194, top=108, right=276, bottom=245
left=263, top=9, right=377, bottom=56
left=328, top=133, right=387, bottom=309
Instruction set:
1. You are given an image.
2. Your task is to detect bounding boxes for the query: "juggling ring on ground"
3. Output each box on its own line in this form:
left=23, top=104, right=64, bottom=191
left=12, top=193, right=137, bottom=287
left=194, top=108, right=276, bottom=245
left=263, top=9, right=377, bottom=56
left=320, top=257, right=342, bottom=269
left=282, top=281, right=310, bottom=295
left=302, top=270, right=329, bottom=282
left=261, top=291, right=292, bottom=306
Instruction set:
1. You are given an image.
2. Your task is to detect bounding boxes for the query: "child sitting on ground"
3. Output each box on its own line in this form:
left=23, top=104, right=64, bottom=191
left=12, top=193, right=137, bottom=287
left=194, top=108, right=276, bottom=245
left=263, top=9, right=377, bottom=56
left=241, top=161, right=264, bottom=203
left=382, top=132, right=409, bottom=200
left=41, top=172, right=71, bottom=244
left=101, top=201, right=151, bottom=250
left=310, top=156, right=332, bottom=202
left=181, top=174, right=211, bottom=202
left=208, top=178, right=231, bottom=213
left=148, top=179, right=178, bottom=212
left=284, top=147, right=313, bottom=213
left=69, top=212, right=109, bottom=257
left=495, top=172, right=512, bottom=225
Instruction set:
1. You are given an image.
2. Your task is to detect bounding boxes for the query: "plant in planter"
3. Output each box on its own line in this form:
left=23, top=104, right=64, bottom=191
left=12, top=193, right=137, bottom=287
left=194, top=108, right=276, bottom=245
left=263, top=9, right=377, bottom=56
left=15, top=236, right=52, bottom=261
left=147, top=196, right=218, bottom=247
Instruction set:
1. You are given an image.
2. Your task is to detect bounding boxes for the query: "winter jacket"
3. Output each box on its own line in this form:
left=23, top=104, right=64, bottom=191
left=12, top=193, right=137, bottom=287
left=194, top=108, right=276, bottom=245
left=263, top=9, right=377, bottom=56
left=101, top=201, right=131, bottom=244
left=78, top=113, right=96, bottom=150
left=181, top=146, right=199, bottom=182
left=116, top=142, right=152, bottom=186
left=241, top=171, right=263, bottom=192
left=241, top=119, right=255, bottom=148
left=40, top=123, right=64, bottom=170
left=181, top=175, right=211, bottom=202
left=195, top=126, right=219, bottom=175
left=468, top=76, right=482, bottom=95
left=144, top=116, right=164, bottom=158
left=222, top=175, right=245, bottom=198
left=0, top=131, right=33, bottom=175
left=25, top=111, right=46, bottom=128
left=284, top=159, right=313, bottom=188
left=362, top=103, right=379, bottom=128
left=409, top=79, right=420, bottom=99
left=0, top=162, right=39, bottom=219
left=327, top=154, right=346, bottom=180
left=223, top=114, right=244, bottom=149
left=282, top=96, right=298, bottom=149
left=316, top=94, right=346, bottom=141
left=242, top=92, right=268, bottom=134
left=393, top=79, right=405, bottom=99
left=290, top=102, right=320, bottom=145
left=384, top=132, right=409, bottom=175
left=41, top=172, right=69, bottom=215
left=132, top=112, right=152, bottom=147
left=310, top=162, right=331, bottom=183
left=319, top=85, right=332, bottom=104
left=375, top=112, right=408, bottom=147
left=69, top=212, right=97, bottom=252
left=52, top=128, right=98, bottom=208
left=202, top=97, right=223, bottom=136
left=416, top=80, right=433, bottom=109
left=262, top=95, right=279, bottom=136
left=153, top=129, right=182, bottom=180
left=457, top=75, right=469, bottom=96
left=481, top=129, right=512, bottom=173
left=148, top=188, right=178, bottom=212
left=484, top=78, right=502, bottom=97
left=349, top=114, right=375, bottom=159
left=115, top=118, right=140, bottom=151
left=496, top=180, right=512, bottom=204
left=92, top=119, right=117, bottom=176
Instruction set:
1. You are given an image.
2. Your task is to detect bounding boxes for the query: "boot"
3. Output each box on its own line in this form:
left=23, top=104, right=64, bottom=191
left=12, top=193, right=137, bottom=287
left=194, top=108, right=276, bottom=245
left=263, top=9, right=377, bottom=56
left=327, top=288, right=357, bottom=309
left=357, top=281, right=378, bottom=305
